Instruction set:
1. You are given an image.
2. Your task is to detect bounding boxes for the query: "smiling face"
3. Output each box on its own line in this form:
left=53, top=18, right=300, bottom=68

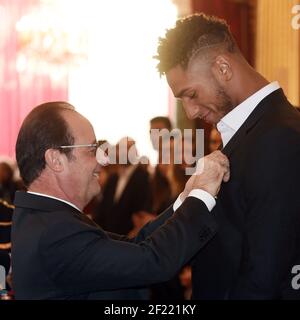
left=59, top=111, right=101, bottom=209
left=166, top=62, right=234, bottom=125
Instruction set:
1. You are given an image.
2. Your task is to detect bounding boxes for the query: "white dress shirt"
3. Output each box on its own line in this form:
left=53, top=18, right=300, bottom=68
left=27, top=191, right=81, bottom=212
left=174, top=81, right=281, bottom=212
left=217, top=81, right=280, bottom=147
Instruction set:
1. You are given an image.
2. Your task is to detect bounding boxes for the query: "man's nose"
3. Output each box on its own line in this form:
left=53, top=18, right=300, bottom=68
left=182, top=101, right=199, bottom=120
left=96, top=148, right=110, bottom=166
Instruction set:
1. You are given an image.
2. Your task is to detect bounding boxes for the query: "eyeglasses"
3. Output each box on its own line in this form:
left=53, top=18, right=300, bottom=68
left=58, top=141, right=109, bottom=165
left=59, top=141, right=101, bottom=150
left=58, top=141, right=101, bottom=157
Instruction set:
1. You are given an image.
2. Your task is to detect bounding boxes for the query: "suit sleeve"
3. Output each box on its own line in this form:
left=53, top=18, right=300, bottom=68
left=106, top=204, right=174, bottom=242
left=39, top=197, right=217, bottom=294
left=229, top=128, right=300, bottom=299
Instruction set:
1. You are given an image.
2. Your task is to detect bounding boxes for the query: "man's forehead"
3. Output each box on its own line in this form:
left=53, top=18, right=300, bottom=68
left=167, top=60, right=210, bottom=92
left=166, top=65, right=190, bottom=95
left=167, top=65, right=205, bottom=99
left=63, top=110, right=95, bottom=142
left=166, top=64, right=187, bottom=82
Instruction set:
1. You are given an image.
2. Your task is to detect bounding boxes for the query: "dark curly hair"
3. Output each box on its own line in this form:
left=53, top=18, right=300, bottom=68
left=16, top=101, right=76, bottom=187
left=155, top=13, right=238, bottom=76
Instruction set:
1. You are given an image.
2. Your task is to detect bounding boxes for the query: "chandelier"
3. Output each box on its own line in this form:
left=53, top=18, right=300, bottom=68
left=15, top=0, right=88, bottom=80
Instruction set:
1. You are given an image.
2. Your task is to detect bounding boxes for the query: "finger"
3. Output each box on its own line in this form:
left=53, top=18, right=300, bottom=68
left=217, top=154, right=229, bottom=168
left=209, top=154, right=229, bottom=169
left=223, top=170, right=230, bottom=182
left=216, top=154, right=229, bottom=166
left=221, top=161, right=230, bottom=171
left=214, top=162, right=230, bottom=183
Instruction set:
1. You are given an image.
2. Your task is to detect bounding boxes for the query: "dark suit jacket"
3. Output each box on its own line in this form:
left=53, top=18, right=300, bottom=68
left=192, top=89, right=300, bottom=299
left=95, top=165, right=151, bottom=234
left=12, top=191, right=217, bottom=300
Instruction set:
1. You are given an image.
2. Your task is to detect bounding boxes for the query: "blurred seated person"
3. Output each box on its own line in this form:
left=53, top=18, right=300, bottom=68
left=94, top=137, right=151, bottom=235
left=0, top=162, right=18, bottom=203
left=149, top=116, right=174, bottom=214
left=0, top=199, right=13, bottom=251
left=150, top=116, right=172, bottom=145
left=151, top=129, right=193, bottom=214
left=0, top=199, right=14, bottom=295
left=149, top=118, right=197, bottom=213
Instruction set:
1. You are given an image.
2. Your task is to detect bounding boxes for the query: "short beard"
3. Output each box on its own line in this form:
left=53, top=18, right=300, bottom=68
left=214, top=81, right=235, bottom=118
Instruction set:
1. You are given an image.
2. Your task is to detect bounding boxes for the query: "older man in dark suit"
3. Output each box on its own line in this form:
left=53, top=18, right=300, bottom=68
left=11, top=101, right=229, bottom=299
left=156, top=13, right=300, bottom=299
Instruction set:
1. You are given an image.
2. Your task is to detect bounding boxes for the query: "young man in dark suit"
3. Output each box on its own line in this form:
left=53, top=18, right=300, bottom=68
left=12, top=101, right=229, bottom=299
left=156, top=13, right=300, bottom=299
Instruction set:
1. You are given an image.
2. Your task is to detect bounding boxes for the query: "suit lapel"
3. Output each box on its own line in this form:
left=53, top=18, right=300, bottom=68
left=221, top=88, right=286, bottom=158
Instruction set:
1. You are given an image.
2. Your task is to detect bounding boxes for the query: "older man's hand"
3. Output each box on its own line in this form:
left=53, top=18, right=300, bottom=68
left=181, top=151, right=230, bottom=201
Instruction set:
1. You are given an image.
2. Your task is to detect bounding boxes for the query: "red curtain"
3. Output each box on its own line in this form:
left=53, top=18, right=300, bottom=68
left=0, top=0, right=68, bottom=157
left=191, top=0, right=254, bottom=65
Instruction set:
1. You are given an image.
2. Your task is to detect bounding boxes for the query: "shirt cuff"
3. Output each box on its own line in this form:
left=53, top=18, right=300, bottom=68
left=173, top=190, right=216, bottom=212
left=188, top=189, right=216, bottom=211
left=173, top=193, right=184, bottom=211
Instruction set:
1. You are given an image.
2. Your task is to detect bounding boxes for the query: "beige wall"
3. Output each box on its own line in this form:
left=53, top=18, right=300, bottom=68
left=255, top=0, right=300, bottom=106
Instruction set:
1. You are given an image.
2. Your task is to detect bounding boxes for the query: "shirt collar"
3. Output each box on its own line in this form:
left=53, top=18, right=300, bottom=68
left=217, top=81, right=280, bottom=145
left=27, top=191, right=81, bottom=212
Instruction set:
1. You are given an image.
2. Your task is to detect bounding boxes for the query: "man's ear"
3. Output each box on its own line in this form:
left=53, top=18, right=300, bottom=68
left=212, top=55, right=232, bottom=82
left=45, top=149, right=64, bottom=172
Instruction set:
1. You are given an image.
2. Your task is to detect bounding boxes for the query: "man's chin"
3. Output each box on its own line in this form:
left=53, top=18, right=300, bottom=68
left=203, top=117, right=218, bottom=125
left=204, top=119, right=215, bottom=125
left=93, top=184, right=101, bottom=197
left=86, top=184, right=101, bottom=203
left=204, top=113, right=223, bottom=125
